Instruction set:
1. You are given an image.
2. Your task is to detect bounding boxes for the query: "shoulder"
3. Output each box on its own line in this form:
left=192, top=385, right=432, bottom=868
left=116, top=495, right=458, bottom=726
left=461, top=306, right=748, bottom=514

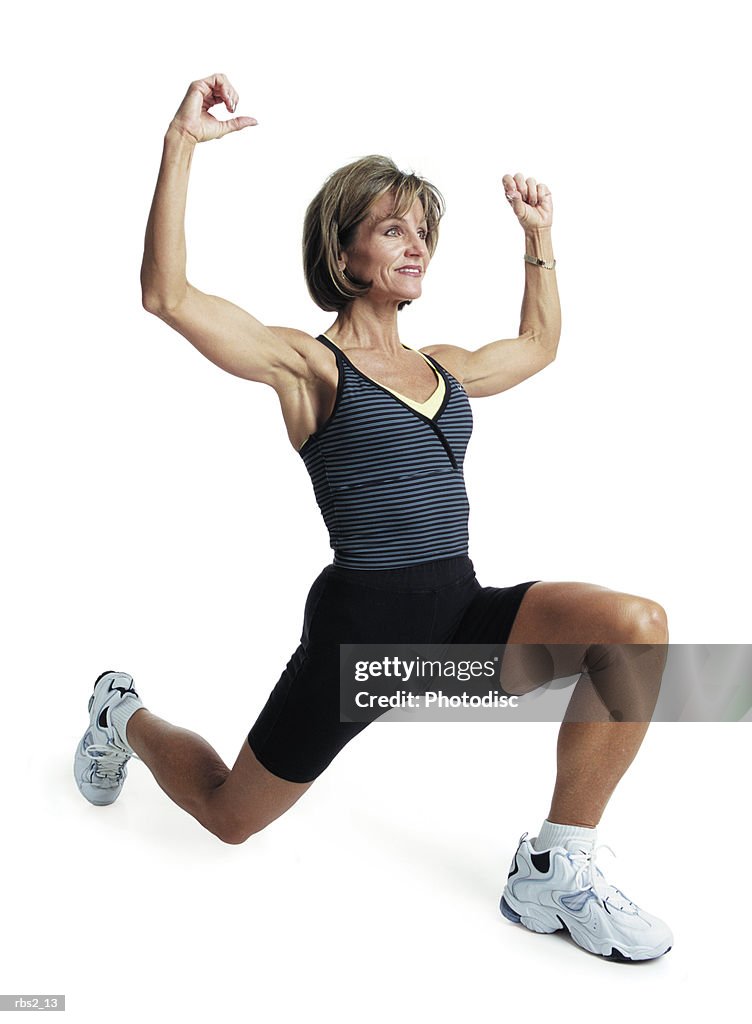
left=266, top=327, right=338, bottom=392
left=417, top=344, right=472, bottom=385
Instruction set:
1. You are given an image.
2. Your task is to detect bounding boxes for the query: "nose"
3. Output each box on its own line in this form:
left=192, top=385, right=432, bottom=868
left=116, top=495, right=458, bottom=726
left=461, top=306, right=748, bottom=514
left=406, top=228, right=429, bottom=260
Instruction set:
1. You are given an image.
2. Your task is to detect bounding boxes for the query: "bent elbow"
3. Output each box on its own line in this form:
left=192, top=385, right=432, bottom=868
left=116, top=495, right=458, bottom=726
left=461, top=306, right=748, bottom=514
left=542, top=333, right=560, bottom=362
left=141, top=291, right=162, bottom=316
left=141, top=288, right=187, bottom=320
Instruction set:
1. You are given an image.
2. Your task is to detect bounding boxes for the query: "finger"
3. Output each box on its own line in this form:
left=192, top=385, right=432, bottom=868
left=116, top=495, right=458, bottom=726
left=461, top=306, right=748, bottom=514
left=502, top=174, right=519, bottom=202
left=220, top=78, right=239, bottom=113
left=526, top=177, right=538, bottom=206
left=217, top=115, right=258, bottom=137
left=537, top=183, right=552, bottom=205
left=211, top=80, right=234, bottom=112
left=203, top=73, right=238, bottom=112
left=513, top=172, right=527, bottom=202
left=194, top=79, right=223, bottom=112
left=191, top=78, right=214, bottom=104
left=502, top=176, right=526, bottom=219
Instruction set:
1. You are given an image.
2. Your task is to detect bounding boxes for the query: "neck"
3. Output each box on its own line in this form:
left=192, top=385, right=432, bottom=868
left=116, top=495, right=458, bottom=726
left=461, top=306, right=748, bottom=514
left=324, top=297, right=405, bottom=353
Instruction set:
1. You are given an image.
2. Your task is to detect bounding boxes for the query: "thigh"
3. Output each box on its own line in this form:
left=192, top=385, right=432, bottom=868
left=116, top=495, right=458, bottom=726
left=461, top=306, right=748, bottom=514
left=507, top=580, right=647, bottom=645
left=448, top=578, right=580, bottom=696
left=248, top=640, right=370, bottom=784
left=501, top=580, right=655, bottom=693
left=247, top=566, right=441, bottom=784
left=449, top=579, right=541, bottom=646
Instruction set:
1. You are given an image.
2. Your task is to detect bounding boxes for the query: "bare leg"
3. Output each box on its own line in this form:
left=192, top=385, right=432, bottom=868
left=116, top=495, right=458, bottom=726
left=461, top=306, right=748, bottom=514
left=501, top=582, right=669, bottom=828
left=547, top=721, right=655, bottom=827
left=125, top=710, right=313, bottom=844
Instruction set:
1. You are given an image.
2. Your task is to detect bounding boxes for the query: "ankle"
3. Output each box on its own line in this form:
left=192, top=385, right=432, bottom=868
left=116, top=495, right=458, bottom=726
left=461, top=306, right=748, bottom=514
left=110, top=699, right=147, bottom=758
left=533, top=818, right=598, bottom=851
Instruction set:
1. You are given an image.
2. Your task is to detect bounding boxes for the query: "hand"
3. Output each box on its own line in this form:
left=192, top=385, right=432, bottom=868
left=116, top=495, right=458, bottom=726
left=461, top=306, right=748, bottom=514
left=169, top=73, right=258, bottom=144
left=502, top=173, right=553, bottom=231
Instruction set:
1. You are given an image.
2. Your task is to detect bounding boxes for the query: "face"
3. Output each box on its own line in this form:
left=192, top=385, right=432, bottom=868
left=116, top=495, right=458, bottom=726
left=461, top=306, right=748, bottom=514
left=339, top=191, right=430, bottom=305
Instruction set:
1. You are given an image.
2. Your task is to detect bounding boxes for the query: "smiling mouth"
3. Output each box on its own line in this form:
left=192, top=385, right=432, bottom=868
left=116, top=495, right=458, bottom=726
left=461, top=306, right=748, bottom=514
left=396, top=268, right=423, bottom=276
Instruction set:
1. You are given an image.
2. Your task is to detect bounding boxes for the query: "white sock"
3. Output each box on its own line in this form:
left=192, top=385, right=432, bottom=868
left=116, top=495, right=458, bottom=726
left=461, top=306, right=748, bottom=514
left=109, top=695, right=144, bottom=759
left=533, top=818, right=597, bottom=851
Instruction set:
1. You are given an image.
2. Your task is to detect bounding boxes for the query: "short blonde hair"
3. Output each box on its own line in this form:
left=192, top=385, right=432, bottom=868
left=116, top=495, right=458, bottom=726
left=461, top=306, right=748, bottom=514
left=303, top=154, right=445, bottom=312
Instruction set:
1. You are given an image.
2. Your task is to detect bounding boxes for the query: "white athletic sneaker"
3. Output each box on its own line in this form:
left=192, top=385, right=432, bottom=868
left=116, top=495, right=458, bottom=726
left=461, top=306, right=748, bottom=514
left=73, top=670, right=141, bottom=806
left=500, top=832, right=673, bottom=961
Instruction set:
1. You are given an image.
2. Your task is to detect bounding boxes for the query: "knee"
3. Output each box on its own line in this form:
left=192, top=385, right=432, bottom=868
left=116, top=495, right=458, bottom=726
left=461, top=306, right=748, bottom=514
left=216, top=828, right=252, bottom=846
left=213, top=818, right=266, bottom=845
left=623, top=596, right=669, bottom=643
left=205, top=803, right=269, bottom=845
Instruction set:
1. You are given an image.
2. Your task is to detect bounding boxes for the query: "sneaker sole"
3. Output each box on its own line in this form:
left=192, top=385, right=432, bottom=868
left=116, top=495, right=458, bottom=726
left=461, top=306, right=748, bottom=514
left=73, top=670, right=135, bottom=805
left=500, top=894, right=672, bottom=962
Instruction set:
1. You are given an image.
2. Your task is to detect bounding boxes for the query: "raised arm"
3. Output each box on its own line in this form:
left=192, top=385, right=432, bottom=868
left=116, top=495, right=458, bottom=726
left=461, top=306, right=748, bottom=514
left=140, top=73, right=307, bottom=387
left=420, top=173, right=561, bottom=398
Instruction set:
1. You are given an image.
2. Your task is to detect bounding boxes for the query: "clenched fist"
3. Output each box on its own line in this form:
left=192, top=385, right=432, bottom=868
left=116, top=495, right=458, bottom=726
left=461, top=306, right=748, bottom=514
left=502, top=173, right=553, bottom=231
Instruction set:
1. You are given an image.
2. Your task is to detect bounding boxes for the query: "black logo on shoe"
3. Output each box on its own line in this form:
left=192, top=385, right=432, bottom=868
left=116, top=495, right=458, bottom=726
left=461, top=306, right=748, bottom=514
left=530, top=850, right=551, bottom=874
left=108, top=680, right=138, bottom=699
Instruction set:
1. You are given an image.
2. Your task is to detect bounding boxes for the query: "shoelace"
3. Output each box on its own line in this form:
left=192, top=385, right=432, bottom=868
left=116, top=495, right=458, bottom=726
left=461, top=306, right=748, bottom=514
left=85, top=743, right=130, bottom=783
left=566, top=844, right=636, bottom=913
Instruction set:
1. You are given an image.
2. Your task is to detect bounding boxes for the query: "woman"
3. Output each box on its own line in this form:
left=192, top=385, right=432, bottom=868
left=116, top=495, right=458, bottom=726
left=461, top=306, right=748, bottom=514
left=74, top=73, right=672, bottom=962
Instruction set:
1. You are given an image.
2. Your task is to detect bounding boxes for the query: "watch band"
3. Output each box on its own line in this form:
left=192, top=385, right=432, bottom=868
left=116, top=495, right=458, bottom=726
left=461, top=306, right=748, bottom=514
left=523, top=253, right=557, bottom=270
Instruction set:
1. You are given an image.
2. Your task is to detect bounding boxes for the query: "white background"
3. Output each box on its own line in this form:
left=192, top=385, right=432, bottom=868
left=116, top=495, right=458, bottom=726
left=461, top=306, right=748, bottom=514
left=2, top=0, right=749, bottom=1019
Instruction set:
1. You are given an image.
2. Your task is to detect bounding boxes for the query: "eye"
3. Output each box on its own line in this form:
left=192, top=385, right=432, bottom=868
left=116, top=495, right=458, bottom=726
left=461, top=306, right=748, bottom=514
left=386, top=225, right=428, bottom=239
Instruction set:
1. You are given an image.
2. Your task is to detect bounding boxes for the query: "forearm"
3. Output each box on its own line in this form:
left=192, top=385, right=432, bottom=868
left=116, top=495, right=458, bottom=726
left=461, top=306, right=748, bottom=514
left=140, top=125, right=196, bottom=311
left=519, top=227, right=561, bottom=358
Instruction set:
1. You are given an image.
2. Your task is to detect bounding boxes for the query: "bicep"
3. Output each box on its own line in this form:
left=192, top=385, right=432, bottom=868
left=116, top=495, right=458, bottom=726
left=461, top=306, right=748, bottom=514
left=145, top=283, right=306, bottom=387
left=420, top=332, right=554, bottom=398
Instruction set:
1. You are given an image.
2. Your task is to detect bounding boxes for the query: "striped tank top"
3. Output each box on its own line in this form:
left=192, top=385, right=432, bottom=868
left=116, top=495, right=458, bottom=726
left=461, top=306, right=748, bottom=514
left=299, top=333, right=474, bottom=569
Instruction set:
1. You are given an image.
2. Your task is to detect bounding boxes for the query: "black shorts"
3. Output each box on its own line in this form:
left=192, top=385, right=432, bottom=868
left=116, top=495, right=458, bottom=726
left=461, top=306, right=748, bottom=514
left=247, top=555, right=540, bottom=783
